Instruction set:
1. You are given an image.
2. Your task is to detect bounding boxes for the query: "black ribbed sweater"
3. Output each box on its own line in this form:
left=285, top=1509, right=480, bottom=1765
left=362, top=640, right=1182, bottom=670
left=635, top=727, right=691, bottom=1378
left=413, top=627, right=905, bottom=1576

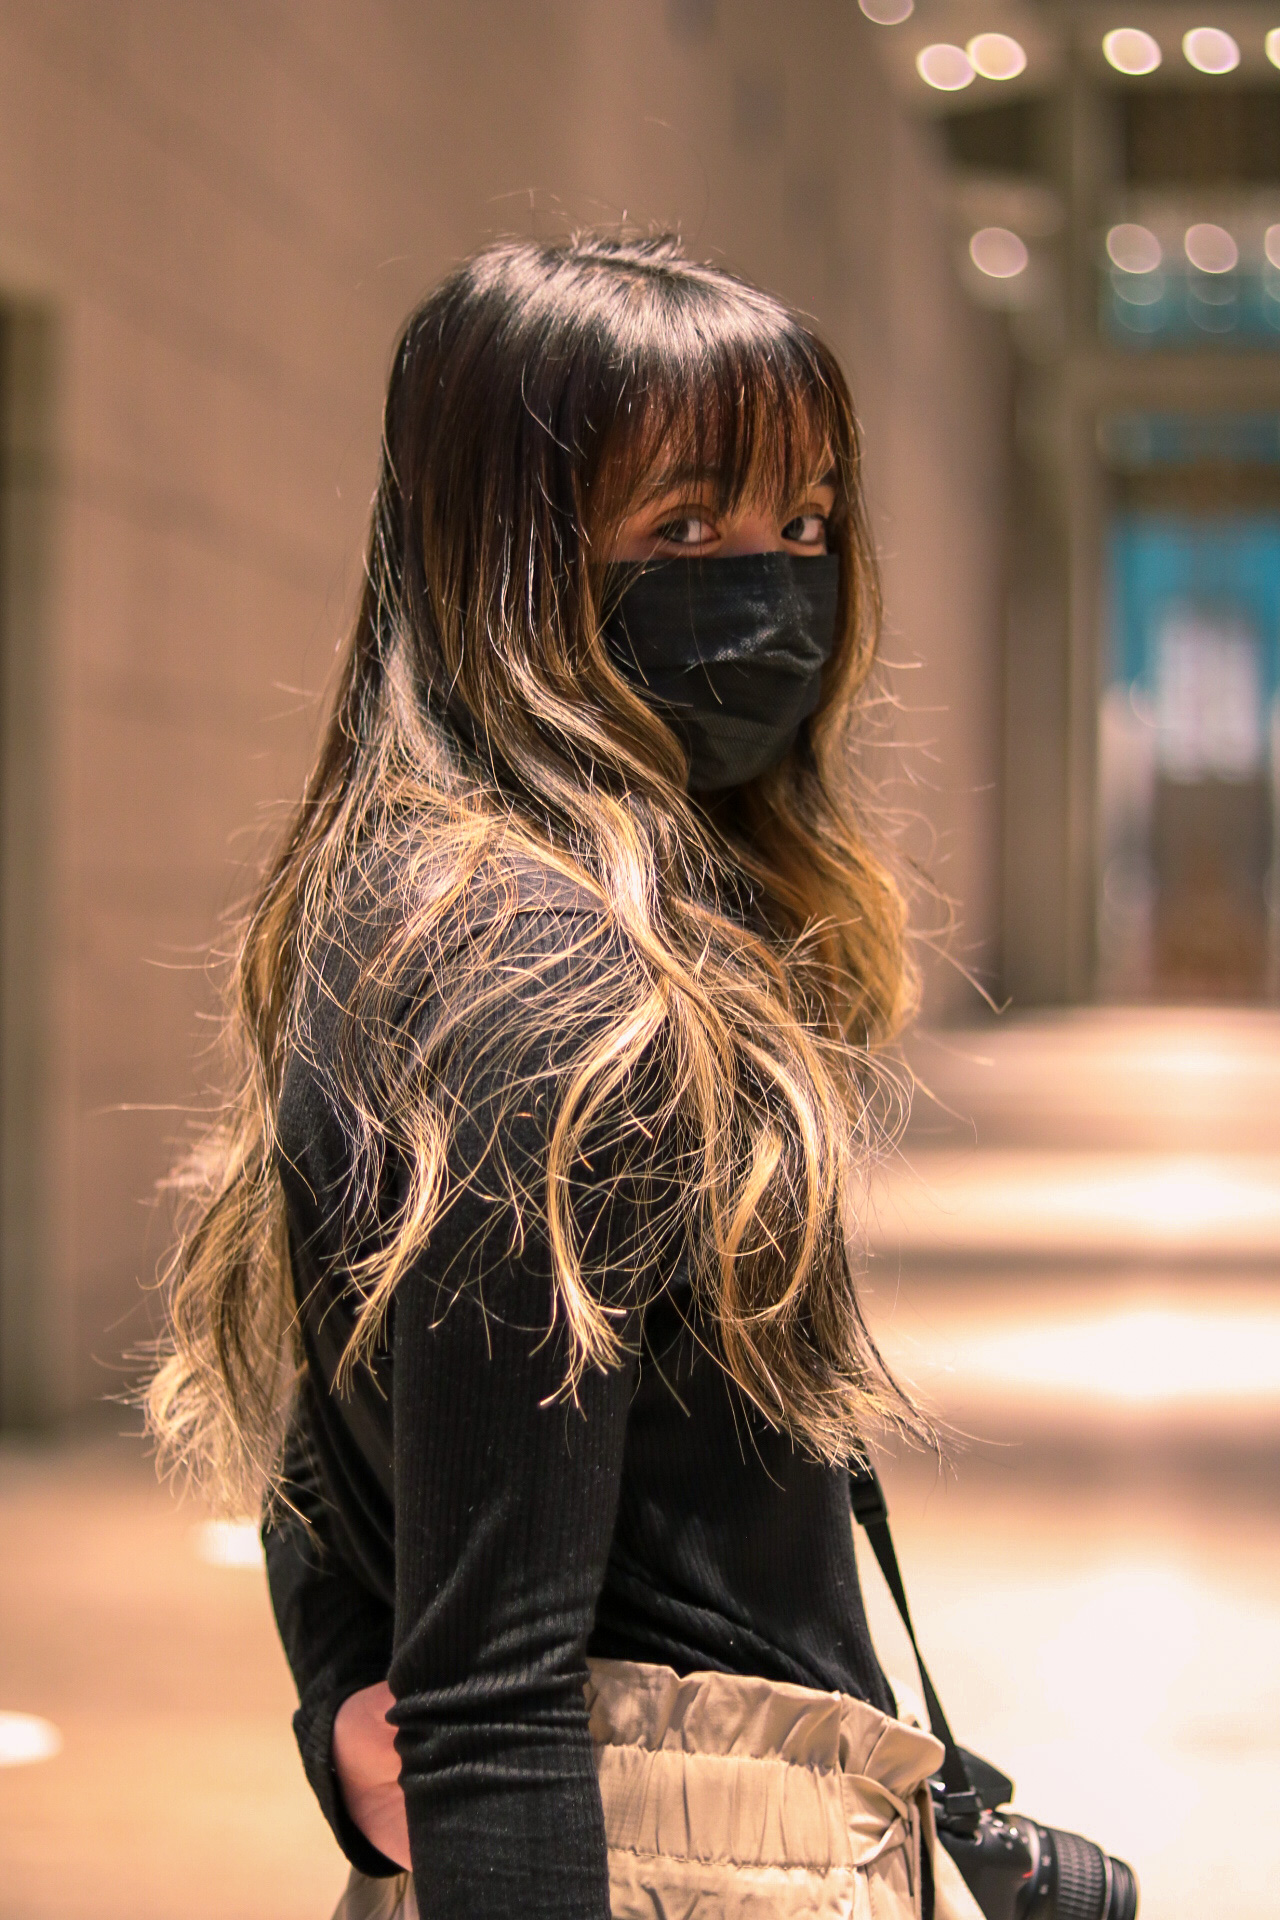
left=263, top=865, right=893, bottom=1919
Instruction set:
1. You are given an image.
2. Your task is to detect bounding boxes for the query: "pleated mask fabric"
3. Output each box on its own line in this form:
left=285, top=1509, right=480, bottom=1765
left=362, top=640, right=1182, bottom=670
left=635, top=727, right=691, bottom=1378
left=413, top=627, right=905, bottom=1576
left=602, top=552, right=839, bottom=791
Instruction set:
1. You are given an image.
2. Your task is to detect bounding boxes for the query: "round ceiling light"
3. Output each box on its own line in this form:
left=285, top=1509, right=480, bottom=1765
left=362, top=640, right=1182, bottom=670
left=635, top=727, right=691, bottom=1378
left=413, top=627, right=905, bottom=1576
left=1107, top=224, right=1162, bottom=273
left=917, top=43, right=974, bottom=90
left=858, top=0, right=914, bottom=21
left=966, top=33, right=1027, bottom=81
left=1102, top=28, right=1162, bottom=75
left=1183, top=27, right=1240, bottom=73
left=1185, top=223, right=1239, bottom=274
left=1268, top=28, right=1280, bottom=69
left=970, top=227, right=1030, bottom=279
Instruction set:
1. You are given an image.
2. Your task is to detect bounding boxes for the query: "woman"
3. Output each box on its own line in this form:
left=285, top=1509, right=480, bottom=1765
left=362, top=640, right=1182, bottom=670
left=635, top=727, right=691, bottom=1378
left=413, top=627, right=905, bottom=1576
left=149, top=232, right=962, bottom=1920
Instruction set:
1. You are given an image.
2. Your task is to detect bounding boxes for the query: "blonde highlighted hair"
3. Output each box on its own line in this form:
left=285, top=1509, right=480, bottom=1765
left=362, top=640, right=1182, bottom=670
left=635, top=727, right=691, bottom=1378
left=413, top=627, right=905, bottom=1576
left=147, top=232, right=925, bottom=1513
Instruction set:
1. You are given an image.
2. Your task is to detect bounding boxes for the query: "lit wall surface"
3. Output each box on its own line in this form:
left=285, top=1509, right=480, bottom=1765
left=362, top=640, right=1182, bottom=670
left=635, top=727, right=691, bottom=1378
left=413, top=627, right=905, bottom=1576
left=1101, top=468, right=1280, bottom=999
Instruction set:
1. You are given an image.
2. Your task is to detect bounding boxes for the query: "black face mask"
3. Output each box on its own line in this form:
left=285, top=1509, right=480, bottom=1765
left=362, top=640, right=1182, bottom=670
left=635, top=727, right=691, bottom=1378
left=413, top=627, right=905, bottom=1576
left=602, top=551, right=839, bottom=791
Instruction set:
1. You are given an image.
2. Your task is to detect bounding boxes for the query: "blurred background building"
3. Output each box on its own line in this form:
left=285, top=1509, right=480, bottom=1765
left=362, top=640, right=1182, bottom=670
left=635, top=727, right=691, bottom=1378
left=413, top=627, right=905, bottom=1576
left=883, top=1, right=1280, bottom=1008
left=0, top=5, right=1277, bottom=1919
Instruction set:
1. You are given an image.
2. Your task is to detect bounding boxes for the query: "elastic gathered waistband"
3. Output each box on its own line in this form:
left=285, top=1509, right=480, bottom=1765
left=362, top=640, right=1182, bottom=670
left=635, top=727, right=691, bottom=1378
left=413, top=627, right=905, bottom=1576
left=588, top=1657, right=945, bottom=1917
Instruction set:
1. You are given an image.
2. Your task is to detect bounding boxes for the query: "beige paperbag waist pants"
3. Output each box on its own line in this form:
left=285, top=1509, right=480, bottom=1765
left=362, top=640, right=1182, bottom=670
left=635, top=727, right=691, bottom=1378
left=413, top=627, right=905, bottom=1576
left=334, top=1657, right=979, bottom=1920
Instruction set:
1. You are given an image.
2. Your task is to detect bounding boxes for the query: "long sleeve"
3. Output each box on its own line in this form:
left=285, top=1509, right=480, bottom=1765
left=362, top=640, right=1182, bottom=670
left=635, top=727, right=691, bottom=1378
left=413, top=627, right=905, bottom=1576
left=389, top=1237, right=639, bottom=1918
left=263, top=1386, right=401, bottom=1877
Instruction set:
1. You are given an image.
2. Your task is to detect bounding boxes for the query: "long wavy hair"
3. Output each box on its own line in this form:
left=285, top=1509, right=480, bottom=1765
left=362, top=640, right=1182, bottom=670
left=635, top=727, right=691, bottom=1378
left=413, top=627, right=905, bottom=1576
left=147, top=231, right=925, bottom=1513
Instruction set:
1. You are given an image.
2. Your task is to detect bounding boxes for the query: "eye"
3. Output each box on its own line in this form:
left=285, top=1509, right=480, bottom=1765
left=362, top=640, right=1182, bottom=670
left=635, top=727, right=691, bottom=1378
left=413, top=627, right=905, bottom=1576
left=781, top=512, right=828, bottom=549
left=654, top=515, right=718, bottom=548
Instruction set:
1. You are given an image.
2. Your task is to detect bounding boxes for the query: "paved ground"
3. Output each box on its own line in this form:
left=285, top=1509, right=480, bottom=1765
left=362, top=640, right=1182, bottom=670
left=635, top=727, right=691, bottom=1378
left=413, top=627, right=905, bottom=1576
left=0, top=1434, right=349, bottom=1920
left=1, top=1008, right=1277, bottom=1919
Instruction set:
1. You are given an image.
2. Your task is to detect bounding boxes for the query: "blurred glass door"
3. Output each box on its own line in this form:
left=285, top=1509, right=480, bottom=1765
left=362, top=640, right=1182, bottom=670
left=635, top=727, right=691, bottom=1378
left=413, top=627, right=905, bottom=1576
left=1100, top=432, right=1280, bottom=1001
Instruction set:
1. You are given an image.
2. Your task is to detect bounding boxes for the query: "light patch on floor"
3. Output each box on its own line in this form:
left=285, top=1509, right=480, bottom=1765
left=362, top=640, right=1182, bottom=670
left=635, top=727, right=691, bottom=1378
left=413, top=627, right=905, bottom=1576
left=0, top=1712, right=61, bottom=1768
left=194, top=1518, right=267, bottom=1569
left=940, top=1302, right=1280, bottom=1408
left=869, top=1150, right=1280, bottom=1259
left=864, top=1270, right=1280, bottom=1445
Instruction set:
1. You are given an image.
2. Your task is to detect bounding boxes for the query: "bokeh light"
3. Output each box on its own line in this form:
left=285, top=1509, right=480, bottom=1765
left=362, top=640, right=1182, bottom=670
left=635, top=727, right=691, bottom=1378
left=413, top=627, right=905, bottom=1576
left=1182, top=27, right=1240, bottom=74
left=0, top=1711, right=62, bottom=1767
left=916, top=43, right=974, bottom=91
left=1266, top=224, right=1280, bottom=271
left=966, top=33, right=1027, bottom=82
left=1102, top=28, right=1162, bottom=75
left=193, top=1518, right=264, bottom=1568
left=858, top=0, right=914, bottom=22
left=1184, top=223, right=1238, bottom=274
left=1107, top=223, right=1162, bottom=273
left=1268, top=27, right=1280, bottom=69
left=970, top=227, right=1029, bottom=279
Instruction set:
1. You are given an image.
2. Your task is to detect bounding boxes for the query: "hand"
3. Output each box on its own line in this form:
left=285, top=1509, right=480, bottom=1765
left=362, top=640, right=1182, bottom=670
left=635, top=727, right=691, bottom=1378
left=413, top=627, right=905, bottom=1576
left=332, top=1680, right=411, bottom=1869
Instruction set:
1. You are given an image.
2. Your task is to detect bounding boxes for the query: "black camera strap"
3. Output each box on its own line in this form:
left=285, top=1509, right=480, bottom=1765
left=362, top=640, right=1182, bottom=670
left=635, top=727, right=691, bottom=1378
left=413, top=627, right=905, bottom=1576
left=849, top=1461, right=982, bottom=1824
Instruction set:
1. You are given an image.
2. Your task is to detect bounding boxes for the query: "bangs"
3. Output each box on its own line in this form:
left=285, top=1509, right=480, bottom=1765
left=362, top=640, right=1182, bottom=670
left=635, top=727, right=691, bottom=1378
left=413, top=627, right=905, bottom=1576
left=583, top=278, right=854, bottom=534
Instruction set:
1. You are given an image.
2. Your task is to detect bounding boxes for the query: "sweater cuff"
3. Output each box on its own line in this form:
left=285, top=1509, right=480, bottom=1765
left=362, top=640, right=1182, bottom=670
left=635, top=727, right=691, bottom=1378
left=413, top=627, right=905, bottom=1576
left=295, top=1673, right=403, bottom=1879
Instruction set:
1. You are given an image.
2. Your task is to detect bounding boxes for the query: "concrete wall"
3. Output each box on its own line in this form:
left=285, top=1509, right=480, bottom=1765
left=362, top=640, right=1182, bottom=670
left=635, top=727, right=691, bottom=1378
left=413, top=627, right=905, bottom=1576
left=0, top=0, right=1008, bottom=1420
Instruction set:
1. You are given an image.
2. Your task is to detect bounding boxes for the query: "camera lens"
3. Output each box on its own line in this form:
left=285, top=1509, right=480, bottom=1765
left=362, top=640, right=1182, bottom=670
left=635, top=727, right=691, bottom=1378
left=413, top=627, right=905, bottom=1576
left=1037, top=1826, right=1139, bottom=1920
left=939, top=1808, right=1138, bottom=1920
left=1106, top=1858, right=1139, bottom=1920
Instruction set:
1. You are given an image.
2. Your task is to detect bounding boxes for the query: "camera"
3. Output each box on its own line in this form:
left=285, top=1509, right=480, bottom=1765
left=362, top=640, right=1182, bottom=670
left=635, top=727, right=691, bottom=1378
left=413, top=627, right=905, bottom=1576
left=935, top=1751, right=1139, bottom=1920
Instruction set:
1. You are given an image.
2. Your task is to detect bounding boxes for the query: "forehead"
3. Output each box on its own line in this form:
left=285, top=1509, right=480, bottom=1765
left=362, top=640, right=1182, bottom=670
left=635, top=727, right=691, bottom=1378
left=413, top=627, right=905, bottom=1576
left=630, top=457, right=837, bottom=506
left=606, top=402, right=837, bottom=519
